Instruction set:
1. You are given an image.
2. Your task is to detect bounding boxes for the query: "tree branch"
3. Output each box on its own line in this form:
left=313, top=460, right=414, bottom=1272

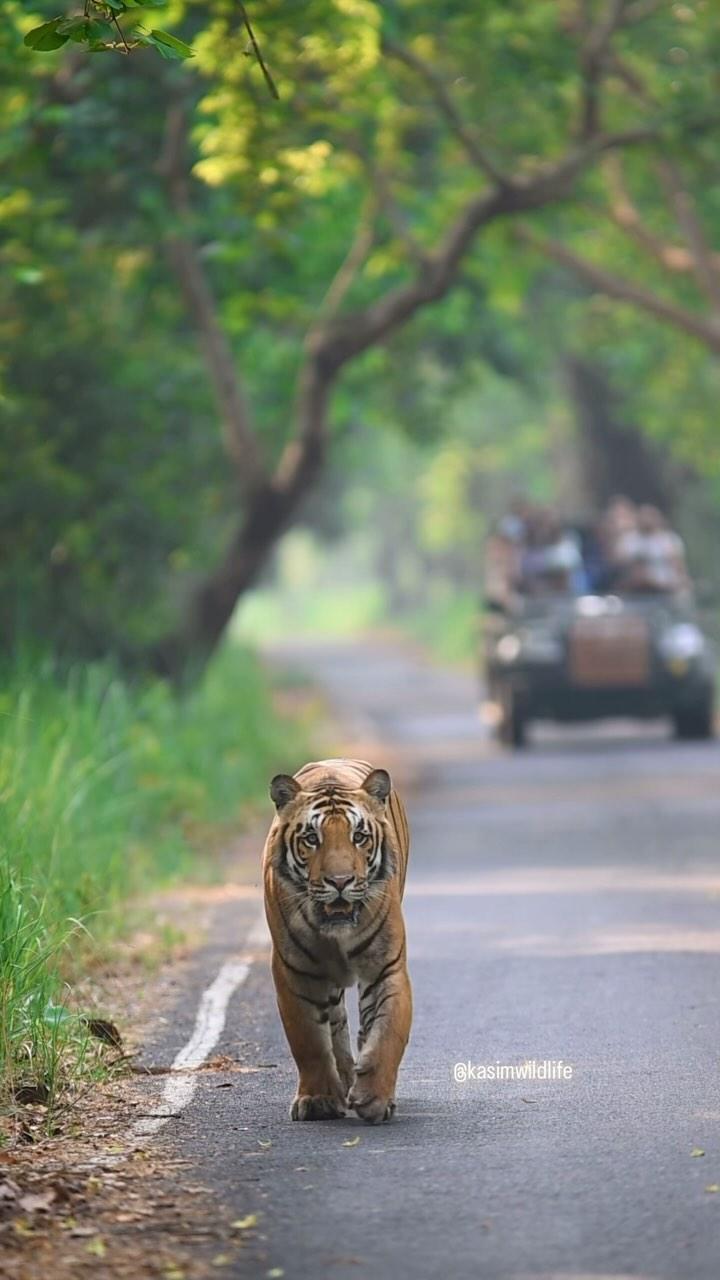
left=619, top=0, right=663, bottom=25
left=518, top=223, right=720, bottom=354
left=577, top=0, right=628, bottom=139
left=314, top=198, right=376, bottom=327
left=158, top=102, right=266, bottom=491
left=342, top=135, right=429, bottom=269
left=601, top=155, right=697, bottom=273
left=656, top=157, right=720, bottom=316
left=382, top=36, right=508, bottom=187
left=309, top=127, right=657, bottom=376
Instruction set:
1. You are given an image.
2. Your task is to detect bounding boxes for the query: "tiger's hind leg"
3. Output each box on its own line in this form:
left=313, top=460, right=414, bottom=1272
left=329, top=990, right=354, bottom=1097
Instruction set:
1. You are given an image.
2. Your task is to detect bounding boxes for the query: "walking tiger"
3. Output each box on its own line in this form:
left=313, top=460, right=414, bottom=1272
left=262, top=758, right=412, bottom=1123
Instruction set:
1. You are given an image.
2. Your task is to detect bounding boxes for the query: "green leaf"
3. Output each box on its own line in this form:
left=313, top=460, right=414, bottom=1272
left=86, top=19, right=116, bottom=42
left=24, top=19, right=70, bottom=51
left=56, top=17, right=92, bottom=42
left=57, top=17, right=88, bottom=34
left=145, top=28, right=194, bottom=60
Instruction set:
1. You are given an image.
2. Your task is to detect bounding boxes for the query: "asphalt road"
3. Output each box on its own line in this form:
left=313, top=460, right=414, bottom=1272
left=142, top=637, right=720, bottom=1280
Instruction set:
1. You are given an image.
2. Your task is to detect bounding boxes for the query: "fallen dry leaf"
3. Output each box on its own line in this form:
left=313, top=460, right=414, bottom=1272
left=14, top=1083, right=50, bottom=1105
left=342, top=1137, right=361, bottom=1147
left=705, top=1184, right=720, bottom=1193
left=85, top=1236, right=107, bottom=1257
left=19, top=1189, right=57, bottom=1213
left=691, top=1148, right=706, bottom=1157
left=258, top=1140, right=272, bottom=1149
left=84, top=1018, right=123, bottom=1048
left=231, top=1214, right=258, bottom=1231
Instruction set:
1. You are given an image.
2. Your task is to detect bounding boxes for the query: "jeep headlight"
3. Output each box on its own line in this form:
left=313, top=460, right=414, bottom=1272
left=658, top=623, right=705, bottom=663
left=521, top=630, right=564, bottom=663
left=496, top=633, right=522, bottom=664
left=496, top=629, right=562, bottom=665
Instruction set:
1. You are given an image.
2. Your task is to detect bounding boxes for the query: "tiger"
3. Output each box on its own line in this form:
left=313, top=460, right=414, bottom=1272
left=262, top=757, right=412, bottom=1124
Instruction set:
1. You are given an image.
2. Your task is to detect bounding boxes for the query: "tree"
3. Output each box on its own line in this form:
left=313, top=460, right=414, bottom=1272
left=151, top=0, right=677, bottom=674
left=564, top=353, right=685, bottom=514
left=2, top=0, right=709, bottom=671
left=517, top=4, right=720, bottom=357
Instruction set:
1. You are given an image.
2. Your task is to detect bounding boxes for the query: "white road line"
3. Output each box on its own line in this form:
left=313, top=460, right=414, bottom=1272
left=133, top=912, right=269, bottom=1138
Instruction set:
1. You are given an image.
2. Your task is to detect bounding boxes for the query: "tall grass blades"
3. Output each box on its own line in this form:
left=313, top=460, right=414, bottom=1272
left=0, top=874, right=89, bottom=1112
left=0, top=644, right=307, bottom=1121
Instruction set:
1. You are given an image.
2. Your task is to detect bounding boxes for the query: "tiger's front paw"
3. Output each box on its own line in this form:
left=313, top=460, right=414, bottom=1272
left=291, top=1092, right=346, bottom=1121
left=347, top=1081, right=396, bottom=1125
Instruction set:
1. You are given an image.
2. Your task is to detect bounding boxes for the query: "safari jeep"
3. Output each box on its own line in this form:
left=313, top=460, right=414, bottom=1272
left=485, top=593, right=716, bottom=748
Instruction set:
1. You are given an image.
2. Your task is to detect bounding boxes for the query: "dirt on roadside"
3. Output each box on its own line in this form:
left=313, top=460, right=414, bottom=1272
left=0, top=869, right=257, bottom=1279
left=1, top=669, right=416, bottom=1280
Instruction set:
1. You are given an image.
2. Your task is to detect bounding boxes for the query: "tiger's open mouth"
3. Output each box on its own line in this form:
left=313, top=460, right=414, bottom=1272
left=319, top=900, right=360, bottom=927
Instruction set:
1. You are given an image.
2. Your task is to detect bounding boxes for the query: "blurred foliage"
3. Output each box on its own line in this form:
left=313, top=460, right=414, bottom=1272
left=3, top=0, right=720, bottom=657
left=240, top=368, right=558, bottom=661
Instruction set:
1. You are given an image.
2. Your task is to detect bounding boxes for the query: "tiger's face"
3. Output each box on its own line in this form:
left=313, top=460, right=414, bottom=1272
left=270, top=768, right=392, bottom=928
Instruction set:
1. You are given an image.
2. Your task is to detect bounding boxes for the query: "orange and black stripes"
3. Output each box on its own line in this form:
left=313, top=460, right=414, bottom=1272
left=262, top=757, right=412, bottom=1124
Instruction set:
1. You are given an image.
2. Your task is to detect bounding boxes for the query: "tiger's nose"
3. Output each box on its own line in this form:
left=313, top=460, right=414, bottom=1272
left=326, top=874, right=353, bottom=893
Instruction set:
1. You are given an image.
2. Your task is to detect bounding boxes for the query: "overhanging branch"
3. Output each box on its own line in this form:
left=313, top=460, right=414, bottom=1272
left=310, top=127, right=659, bottom=376
left=577, top=0, right=628, bottom=138
left=382, top=36, right=507, bottom=187
left=158, top=102, right=266, bottom=491
left=518, top=223, right=720, bottom=354
left=656, top=157, right=720, bottom=317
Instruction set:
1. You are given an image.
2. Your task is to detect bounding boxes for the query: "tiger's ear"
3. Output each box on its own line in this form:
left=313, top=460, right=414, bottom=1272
left=270, top=774, right=301, bottom=811
left=361, top=767, right=391, bottom=804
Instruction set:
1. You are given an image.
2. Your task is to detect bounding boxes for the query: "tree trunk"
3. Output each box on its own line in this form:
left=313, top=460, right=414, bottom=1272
left=563, top=354, right=682, bottom=517
left=152, top=415, right=327, bottom=681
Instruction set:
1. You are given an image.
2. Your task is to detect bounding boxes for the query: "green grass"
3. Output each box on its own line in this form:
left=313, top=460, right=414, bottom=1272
left=399, top=590, right=480, bottom=665
left=0, top=643, right=309, bottom=1120
left=237, top=577, right=479, bottom=667
left=237, top=580, right=384, bottom=644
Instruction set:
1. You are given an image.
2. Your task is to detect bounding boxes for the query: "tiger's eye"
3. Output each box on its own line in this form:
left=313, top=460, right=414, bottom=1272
left=303, top=830, right=319, bottom=847
left=353, top=829, right=369, bottom=846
